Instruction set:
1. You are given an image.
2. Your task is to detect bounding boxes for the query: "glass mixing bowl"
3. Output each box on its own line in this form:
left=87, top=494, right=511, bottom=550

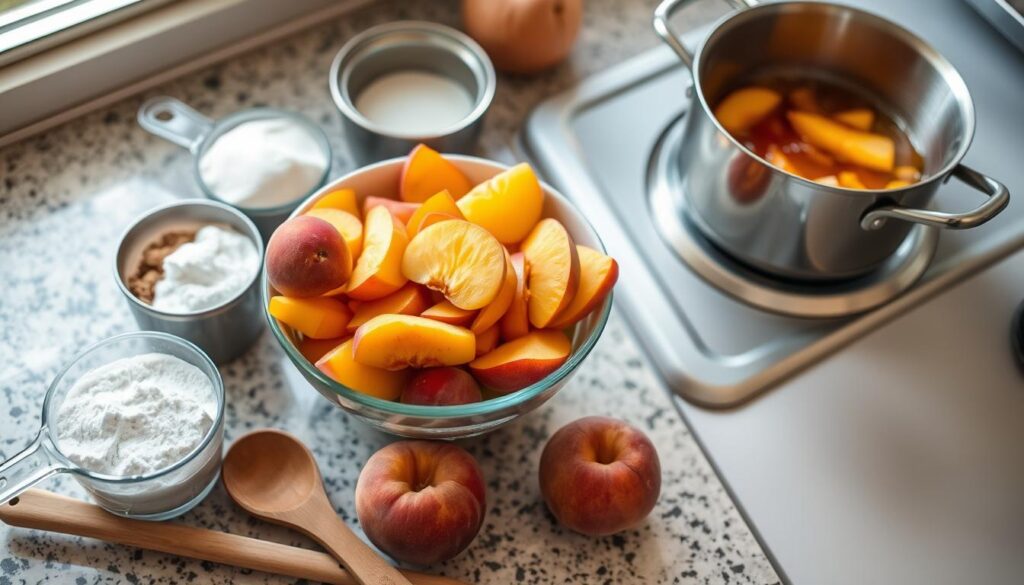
left=264, top=156, right=612, bottom=438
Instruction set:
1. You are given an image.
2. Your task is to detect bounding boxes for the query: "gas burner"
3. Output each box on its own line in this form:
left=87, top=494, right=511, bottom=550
left=647, top=113, right=938, bottom=319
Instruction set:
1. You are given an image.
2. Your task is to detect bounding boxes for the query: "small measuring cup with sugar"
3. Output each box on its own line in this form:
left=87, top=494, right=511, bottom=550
left=138, top=97, right=332, bottom=239
left=0, top=331, right=225, bottom=521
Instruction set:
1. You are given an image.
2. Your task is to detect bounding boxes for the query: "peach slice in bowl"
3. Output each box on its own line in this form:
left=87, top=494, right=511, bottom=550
left=263, top=155, right=612, bottom=439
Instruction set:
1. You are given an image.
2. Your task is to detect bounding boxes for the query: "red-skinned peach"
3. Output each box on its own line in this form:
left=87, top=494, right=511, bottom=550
left=266, top=216, right=351, bottom=297
left=401, top=367, right=482, bottom=405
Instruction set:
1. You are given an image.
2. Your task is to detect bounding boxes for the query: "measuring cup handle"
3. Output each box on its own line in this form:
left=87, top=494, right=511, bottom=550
left=653, top=0, right=758, bottom=69
left=0, top=432, right=64, bottom=505
left=137, top=96, right=214, bottom=152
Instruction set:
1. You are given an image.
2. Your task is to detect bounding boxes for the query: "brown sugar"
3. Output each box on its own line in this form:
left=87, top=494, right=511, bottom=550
left=127, top=229, right=197, bottom=304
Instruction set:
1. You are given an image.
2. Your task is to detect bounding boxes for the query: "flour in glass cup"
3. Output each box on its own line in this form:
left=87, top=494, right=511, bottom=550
left=55, top=353, right=216, bottom=476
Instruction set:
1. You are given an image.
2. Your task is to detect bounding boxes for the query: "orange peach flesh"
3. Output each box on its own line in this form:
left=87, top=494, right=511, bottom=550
left=269, top=295, right=352, bottom=339
left=713, top=87, right=781, bottom=134
left=475, top=325, right=500, bottom=357
left=311, top=187, right=360, bottom=218
left=346, top=206, right=409, bottom=301
left=470, top=248, right=516, bottom=334
left=406, top=189, right=464, bottom=237
left=521, top=218, right=580, bottom=328
left=401, top=220, right=507, bottom=310
left=352, top=314, right=476, bottom=370
left=399, top=144, right=473, bottom=203
left=456, top=163, right=545, bottom=244
left=786, top=110, right=894, bottom=172
left=499, top=252, right=531, bottom=341
left=469, top=329, right=571, bottom=393
left=421, top=300, right=477, bottom=327
left=550, top=245, right=618, bottom=329
left=315, top=339, right=410, bottom=400
left=298, top=336, right=348, bottom=364
left=346, top=283, right=431, bottom=333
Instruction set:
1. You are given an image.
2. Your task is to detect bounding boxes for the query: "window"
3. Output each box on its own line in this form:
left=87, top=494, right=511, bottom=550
left=0, top=0, right=171, bottom=66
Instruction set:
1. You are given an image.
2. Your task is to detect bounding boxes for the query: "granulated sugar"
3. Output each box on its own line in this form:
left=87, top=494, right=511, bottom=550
left=56, top=353, right=216, bottom=477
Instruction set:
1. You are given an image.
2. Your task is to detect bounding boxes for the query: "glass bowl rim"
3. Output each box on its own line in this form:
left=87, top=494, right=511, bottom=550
left=263, top=154, right=613, bottom=420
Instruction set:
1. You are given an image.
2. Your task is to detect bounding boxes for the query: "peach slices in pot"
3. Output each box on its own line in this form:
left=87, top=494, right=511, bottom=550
left=267, top=144, right=618, bottom=405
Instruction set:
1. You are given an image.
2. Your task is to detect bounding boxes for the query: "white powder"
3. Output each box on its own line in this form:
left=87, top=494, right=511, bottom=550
left=355, top=70, right=475, bottom=134
left=198, top=117, right=327, bottom=208
left=56, top=353, right=216, bottom=477
left=152, top=224, right=259, bottom=314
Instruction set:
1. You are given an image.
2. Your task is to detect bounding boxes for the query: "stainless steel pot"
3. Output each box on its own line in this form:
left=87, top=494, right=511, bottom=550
left=654, top=0, right=1009, bottom=281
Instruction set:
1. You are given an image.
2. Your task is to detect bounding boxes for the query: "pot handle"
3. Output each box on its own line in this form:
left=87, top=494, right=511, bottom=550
left=654, top=0, right=757, bottom=69
left=861, top=164, right=1010, bottom=231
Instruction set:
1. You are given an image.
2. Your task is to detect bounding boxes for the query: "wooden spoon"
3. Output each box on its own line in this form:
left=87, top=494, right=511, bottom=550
left=222, top=429, right=414, bottom=585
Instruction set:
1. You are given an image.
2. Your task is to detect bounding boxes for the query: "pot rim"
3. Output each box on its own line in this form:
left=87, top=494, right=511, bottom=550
left=690, top=0, right=976, bottom=195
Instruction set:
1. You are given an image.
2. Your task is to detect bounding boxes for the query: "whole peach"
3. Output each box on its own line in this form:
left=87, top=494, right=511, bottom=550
left=401, top=367, right=482, bottom=406
left=355, top=441, right=485, bottom=566
left=267, top=215, right=351, bottom=297
left=539, top=416, right=661, bottom=536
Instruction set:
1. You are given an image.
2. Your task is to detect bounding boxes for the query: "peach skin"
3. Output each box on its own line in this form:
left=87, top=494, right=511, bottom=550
left=355, top=441, right=485, bottom=566
left=550, top=245, right=618, bottom=329
left=346, top=283, right=432, bottom=333
left=310, top=187, right=360, bottom=218
left=315, top=339, right=410, bottom=400
left=352, top=314, right=476, bottom=370
left=363, top=196, right=421, bottom=224
left=406, top=190, right=464, bottom=237
left=539, top=416, right=661, bottom=536
left=305, top=207, right=364, bottom=260
left=400, top=144, right=473, bottom=203
left=469, top=329, right=571, bottom=393
left=401, top=367, right=482, bottom=406
left=498, top=252, right=531, bottom=341
left=421, top=300, right=477, bottom=327
left=346, top=206, right=409, bottom=301
left=456, top=163, right=544, bottom=244
left=521, top=218, right=580, bottom=328
left=269, top=296, right=353, bottom=340
left=267, top=215, right=351, bottom=298
left=402, top=220, right=507, bottom=310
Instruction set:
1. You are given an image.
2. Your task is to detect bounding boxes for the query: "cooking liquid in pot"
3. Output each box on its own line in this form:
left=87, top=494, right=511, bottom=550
left=714, top=75, right=925, bottom=190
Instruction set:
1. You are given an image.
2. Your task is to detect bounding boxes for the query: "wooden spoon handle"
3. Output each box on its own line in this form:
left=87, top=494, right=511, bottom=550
left=0, top=490, right=464, bottom=585
left=305, top=511, right=417, bottom=585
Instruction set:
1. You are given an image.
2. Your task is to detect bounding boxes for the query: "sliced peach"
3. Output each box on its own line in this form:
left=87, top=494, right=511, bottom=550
left=886, top=179, right=911, bottom=189
left=765, top=144, right=798, bottom=174
left=787, top=111, right=894, bottom=172
left=499, top=252, right=531, bottom=341
left=469, top=330, right=572, bottom=393
left=713, top=87, right=781, bottom=134
left=838, top=171, right=867, bottom=189
left=363, top=196, right=420, bottom=224
left=457, top=163, right=544, bottom=244
left=311, top=187, right=360, bottom=218
left=418, top=211, right=461, bottom=232
left=833, top=108, right=875, bottom=131
left=298, top=336, right=348, bottom=364
left=399, top=144, right=473, bottom=202
left=421, top=300, right=477, bottom=327
left=521, top=219, right=580, bottom=328
left=815, top=175, right=840, bottom=187
left=475, top=325, right=500, bottom=357
left=401, top=220, right=507, bottom=310
left=269, top=296, right=353, bottom=339
left=894, top=165, right=922, bottom=182
left=406, top=190, right=465, bottom=237
left=316, top=339, right=410, bottom=400
left=550, top=246, right=618, bottom=329
left=352, top=315, right=476, bottom=370
left=347, top=206, right=409, bottom=301
left=470, top=248, right=516, bottom=334
left=305, top=208, right=364, bottom=260
left=347, top=283, right=431, bottom=333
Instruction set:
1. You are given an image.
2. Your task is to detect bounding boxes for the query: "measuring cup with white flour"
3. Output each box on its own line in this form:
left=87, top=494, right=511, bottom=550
left=137, top=97, right=332, bottom=239
left=0, top=332, right=225, bottom=520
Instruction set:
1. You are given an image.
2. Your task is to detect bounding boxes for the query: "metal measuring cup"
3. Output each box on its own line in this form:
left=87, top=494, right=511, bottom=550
left=137, top=97, right=332, bottom=239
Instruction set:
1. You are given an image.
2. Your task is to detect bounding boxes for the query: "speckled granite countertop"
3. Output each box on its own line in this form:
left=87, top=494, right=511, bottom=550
left=0, top=0, right=779, bottom=583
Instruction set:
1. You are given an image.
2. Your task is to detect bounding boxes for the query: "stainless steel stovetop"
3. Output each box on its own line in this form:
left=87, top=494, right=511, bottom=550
left=522, top=0, right=1024, bottom=583
left=523, top=2, right=1024, bottom=407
